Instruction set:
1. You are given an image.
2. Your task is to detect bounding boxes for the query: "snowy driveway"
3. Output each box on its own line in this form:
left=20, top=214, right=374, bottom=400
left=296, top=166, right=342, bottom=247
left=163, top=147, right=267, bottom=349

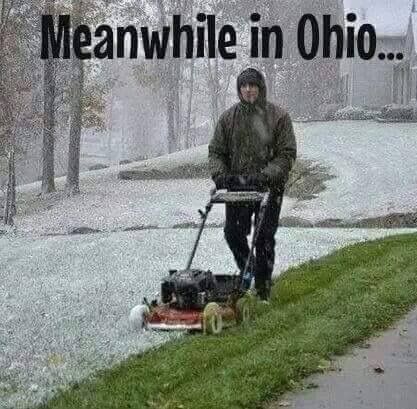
left=1, top=227, right=416, bottom=408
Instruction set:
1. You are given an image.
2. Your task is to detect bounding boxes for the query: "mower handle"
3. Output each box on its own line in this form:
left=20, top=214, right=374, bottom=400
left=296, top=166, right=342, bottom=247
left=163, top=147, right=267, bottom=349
left=185, top=189, right=270, bottom=271
left=209, top=189, right=270, bottom=205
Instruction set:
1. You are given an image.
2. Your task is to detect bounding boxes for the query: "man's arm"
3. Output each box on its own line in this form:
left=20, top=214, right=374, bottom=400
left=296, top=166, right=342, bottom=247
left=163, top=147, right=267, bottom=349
left=208, top=114, right=230, bottom=179
left=261, top=112, right=297, bottom=189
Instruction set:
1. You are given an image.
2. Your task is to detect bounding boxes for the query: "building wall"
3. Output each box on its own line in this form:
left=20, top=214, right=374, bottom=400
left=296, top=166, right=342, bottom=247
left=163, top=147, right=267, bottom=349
left=349, top=37, right=405, bottom=107
left=411, top=68, right=417, bottom=100
left=340, top=56, right=353, bottom=105
left=340, top=37, right=405, bottom=107
left=392, top=14, right=417, bottom=104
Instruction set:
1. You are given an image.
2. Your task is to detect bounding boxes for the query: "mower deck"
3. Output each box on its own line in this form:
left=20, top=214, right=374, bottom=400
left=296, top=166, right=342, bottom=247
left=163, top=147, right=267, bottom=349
left=147, top=303, right=236, bottom=331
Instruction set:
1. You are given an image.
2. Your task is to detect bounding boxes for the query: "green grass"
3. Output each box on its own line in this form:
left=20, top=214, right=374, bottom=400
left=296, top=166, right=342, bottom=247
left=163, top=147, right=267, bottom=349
left=40, top=233, right=417, bottom=409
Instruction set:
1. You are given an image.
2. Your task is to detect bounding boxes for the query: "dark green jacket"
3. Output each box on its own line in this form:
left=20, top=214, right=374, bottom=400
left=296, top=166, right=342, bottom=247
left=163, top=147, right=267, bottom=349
left=208, top=101, right=297, bottom=192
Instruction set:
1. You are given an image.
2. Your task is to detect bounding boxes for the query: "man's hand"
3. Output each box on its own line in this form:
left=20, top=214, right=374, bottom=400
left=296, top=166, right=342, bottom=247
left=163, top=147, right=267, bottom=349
left=245, top=173, right=269, bottom=190
left=213, top=174, right=269, bottom=190
left=213, top=175, right=246, bottom=190
left=213, top=175, right=227, bottom=190
left=213, top=175, right=239, bottom=190
left=261, top=165, right=285, bottom=191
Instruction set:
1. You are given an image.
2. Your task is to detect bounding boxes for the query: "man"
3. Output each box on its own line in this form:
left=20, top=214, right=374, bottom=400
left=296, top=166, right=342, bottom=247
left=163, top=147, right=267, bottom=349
left=208, top=67, right=297, bottom=301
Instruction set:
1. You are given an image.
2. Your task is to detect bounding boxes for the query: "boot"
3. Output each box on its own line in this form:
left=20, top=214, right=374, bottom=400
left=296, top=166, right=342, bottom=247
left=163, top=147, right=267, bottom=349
left=255, top=279, right=270, bottom=301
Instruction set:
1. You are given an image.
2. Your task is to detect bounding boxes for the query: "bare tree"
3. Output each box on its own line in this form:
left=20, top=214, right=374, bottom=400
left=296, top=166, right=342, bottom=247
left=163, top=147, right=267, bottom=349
left=206, top=53, right=219, bottom=129
left=42, top=0, right=57, bottom=194
left=1, top=0, right=16, bottom=225
left=185, top=57, right=195, bottom=148
left=155, top=0, right=177, bottom=153
left=65, top=0, right=84, bottom=196
left=3, top=148, right=16, bottom=225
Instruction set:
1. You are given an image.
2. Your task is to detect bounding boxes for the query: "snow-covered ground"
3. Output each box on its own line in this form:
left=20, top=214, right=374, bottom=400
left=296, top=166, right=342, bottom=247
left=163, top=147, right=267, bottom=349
left=11, top=146, right=228, bottom=235
left=292, top=121, right=417, bottom=222
left=1, top=227, right=416, bottom=409
left=9, top=120, right=417, bottom=235
left=15, top=178, right=227, bottom=235
left=1, top=120, right=417, bottom=408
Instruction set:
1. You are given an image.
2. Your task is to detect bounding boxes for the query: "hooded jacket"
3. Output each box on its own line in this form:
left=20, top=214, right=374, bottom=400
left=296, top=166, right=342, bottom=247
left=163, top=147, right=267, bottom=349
left=208, top=68, right=297, bottom=192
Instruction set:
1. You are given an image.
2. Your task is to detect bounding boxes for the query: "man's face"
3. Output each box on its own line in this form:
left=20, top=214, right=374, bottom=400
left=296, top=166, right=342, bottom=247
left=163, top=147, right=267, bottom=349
left=240, top=82, right=259, bottom=104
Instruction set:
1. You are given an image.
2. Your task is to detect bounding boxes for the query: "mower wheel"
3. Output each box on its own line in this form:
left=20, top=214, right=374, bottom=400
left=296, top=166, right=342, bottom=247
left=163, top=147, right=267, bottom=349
left=203, top=302, right=223, bottom=335
left=128, top=304, right=150, bottom=330
left=236, top=296, right=255, bottom=325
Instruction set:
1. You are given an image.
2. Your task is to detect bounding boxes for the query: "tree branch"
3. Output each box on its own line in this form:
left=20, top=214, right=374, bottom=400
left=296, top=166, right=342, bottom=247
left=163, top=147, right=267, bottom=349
left=0, top=0, right=6, bottom=25
left=155, top=0, right=166, bottom=26
left=0, top=0, right=15, bottom=36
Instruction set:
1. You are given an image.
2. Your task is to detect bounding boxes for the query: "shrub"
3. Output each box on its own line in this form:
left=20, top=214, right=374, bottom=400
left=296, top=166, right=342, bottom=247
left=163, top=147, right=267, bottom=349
left=334, top=106, right=378, bottom=120
left=88, top=163, right=109, bottom=171
left=317, top=103, right=342, bottom=120
left=132, top=155, right=148, bottom=162
left=379, top=103, right=417, bottom=121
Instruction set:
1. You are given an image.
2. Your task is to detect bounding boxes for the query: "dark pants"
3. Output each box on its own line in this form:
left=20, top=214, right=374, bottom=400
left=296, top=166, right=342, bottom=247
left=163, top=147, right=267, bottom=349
left=224, top=193, right=283, bottom=299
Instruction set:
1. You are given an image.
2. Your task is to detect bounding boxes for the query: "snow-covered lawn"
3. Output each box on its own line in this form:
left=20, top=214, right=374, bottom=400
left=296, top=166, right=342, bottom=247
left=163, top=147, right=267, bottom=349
left=292, top=120, right=417, bottom=221
left=1, top=227, right=416, bottom=409
left=14, top=178, right=228, bottom=235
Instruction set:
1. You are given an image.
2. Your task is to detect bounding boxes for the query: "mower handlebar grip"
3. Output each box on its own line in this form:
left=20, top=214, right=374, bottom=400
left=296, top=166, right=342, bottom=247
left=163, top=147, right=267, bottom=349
left=210, top=190, right=269, bottom=204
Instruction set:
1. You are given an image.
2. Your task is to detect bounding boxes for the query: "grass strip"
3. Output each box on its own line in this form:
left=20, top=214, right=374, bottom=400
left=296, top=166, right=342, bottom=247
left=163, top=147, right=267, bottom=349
left=39, top=233, right=417, bottom=409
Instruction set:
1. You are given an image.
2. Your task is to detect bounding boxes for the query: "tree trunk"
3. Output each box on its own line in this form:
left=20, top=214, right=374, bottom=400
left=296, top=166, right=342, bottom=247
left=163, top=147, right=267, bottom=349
left=165, top=61, right=177, bottom=153
left=213, top=57, right=219, bottom=120
left=264, top=61, right=276, bottom=102
left=107, top=87, right=114, bottom=164
left=0, top=35, right=15, bottom=225
left=220, top=62, right=233, bottom=114
left=166, top=72, right=176, bottom=153
left=42, top=0, right=56, bottom=194
left=156, top=0, right=178, bottom=154
left=65, top=0, right=83, bottom=196
left=4, top=147, right=16, bottom=226
left=174, top=61, right=181, bottom=149
left=263, top=0, right=276, bottom=103
left=185, top=57, right=195, bottom=148
left=206, top=54, right=219, bottom=129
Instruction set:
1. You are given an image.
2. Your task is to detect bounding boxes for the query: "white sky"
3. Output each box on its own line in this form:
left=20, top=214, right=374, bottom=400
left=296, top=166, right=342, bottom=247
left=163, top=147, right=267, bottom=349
left=344, top=0, right=414, bottom=36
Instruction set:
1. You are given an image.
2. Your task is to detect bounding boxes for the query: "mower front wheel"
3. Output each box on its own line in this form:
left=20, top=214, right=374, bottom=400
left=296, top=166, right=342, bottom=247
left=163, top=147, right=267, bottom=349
left=202, top=302, right=223, bottom=335
left=128, top=304, right=150, bottom=331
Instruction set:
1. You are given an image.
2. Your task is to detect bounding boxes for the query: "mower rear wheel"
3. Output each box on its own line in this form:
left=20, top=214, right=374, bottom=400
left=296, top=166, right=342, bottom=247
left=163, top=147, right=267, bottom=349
left=236, top=293, right=257, bottom=325
left=203, top=302, right=223, bottom=335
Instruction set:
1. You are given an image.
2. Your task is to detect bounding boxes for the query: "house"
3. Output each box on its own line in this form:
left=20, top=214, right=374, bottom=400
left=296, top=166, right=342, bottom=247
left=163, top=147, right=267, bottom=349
left=341, top=0, right=416, bottom=107
left=393, top=6, right=417, bottom=103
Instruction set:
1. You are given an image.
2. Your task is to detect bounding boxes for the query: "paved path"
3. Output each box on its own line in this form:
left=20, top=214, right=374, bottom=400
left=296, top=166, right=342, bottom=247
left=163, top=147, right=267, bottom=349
left=267, top=307, right=417, bottom=409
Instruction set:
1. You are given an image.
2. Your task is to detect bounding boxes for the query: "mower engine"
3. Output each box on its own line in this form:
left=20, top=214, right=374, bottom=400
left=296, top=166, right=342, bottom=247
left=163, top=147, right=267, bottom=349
left=161, top=269, right=217, bottom=309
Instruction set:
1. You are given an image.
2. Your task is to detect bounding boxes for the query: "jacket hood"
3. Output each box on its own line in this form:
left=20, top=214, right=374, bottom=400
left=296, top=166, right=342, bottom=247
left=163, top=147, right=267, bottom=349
left=237, top=68, right=267, bottom=108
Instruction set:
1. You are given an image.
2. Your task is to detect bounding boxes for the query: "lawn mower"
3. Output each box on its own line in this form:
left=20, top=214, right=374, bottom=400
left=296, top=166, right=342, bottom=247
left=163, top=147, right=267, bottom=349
left=129, top=185, right=271, bottom=335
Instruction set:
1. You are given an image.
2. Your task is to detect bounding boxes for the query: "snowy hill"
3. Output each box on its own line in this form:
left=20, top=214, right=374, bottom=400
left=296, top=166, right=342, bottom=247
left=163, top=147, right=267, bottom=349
left=5, top=120, right=417, bottom=236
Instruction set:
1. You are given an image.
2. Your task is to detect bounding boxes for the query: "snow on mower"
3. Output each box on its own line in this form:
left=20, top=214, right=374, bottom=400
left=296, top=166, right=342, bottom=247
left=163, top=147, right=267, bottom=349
left=129, top=187, right=271, bottom=335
